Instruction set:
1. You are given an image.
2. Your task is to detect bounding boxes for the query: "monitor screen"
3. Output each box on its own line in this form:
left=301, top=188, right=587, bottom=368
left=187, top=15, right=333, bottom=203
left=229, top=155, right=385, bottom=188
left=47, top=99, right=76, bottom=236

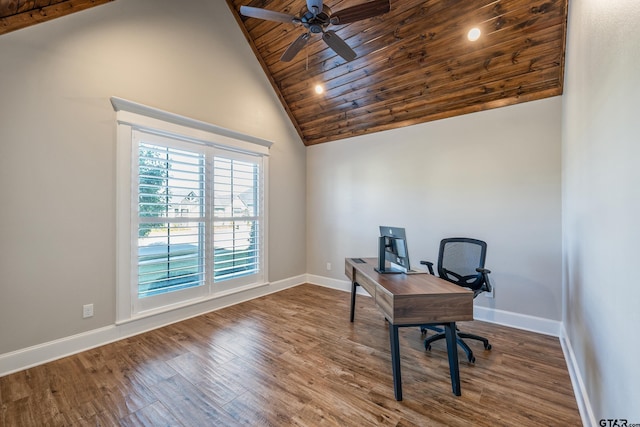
left=376, top=226, right=411, bottom=274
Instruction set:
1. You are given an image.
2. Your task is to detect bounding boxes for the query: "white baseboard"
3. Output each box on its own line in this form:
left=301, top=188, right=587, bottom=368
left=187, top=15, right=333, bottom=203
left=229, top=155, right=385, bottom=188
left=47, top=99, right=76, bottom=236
left=305, top=274, right=370, bottom=295
left=0, top=275, right=305, bottom=377
left=560, top=324, right=596, bottom=427
left=0, top=325, right=120, bottom=378
left=473, top=306, right=562, bottom=337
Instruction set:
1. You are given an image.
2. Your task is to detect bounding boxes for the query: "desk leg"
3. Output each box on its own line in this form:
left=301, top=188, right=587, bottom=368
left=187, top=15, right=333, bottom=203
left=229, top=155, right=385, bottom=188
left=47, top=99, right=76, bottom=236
left=444, top=322, right=461, bottom=396
left=350, top=280, right=358, bottom=323
left=389, top=323, right=402, bottom=401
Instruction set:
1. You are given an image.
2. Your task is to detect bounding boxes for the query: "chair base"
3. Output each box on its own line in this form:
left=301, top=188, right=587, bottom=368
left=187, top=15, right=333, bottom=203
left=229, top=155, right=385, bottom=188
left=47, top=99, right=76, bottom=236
left=421, top=325, right=492, bottom=363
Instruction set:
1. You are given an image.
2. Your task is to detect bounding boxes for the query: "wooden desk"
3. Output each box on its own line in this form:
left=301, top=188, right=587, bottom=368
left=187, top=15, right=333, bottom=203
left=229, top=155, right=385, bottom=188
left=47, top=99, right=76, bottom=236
left=345, top=257, right=474, bottom=400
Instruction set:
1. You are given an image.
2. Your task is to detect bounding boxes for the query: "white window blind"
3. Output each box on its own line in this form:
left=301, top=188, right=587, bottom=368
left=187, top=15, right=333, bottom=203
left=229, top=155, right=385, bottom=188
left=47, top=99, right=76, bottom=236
left=132, top=131, right=264, bottom=309
left=212, top=157, right=261, bottom=281
left=137, top=142, right=206, bottom=298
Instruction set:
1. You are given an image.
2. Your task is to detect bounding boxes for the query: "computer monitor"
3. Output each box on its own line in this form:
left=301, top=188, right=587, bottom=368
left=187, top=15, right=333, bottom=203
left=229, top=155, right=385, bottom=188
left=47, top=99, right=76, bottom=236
left=375, top=226, right=411, bottom=274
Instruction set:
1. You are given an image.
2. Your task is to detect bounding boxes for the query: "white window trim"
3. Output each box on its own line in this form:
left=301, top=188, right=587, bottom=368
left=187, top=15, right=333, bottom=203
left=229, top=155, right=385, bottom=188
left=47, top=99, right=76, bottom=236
left=113, top=97, right=271, bottom=324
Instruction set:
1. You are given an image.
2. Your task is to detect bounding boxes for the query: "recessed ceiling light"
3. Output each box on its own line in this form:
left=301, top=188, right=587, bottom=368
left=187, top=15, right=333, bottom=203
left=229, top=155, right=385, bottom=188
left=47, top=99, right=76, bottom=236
left=468, top=27, right=481, bottom=42
left=314, top=84, right=324, bottom=95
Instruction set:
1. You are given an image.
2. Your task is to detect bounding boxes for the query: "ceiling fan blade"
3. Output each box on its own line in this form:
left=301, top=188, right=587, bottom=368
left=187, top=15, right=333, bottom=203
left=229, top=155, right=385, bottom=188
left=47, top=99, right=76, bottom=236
left=306, top=0, right=323, bottom=15
left=330, top=0, right=390, bottom=25
left=281, top=33, right=311, bottom=62
left=239, top=6, right=297, bottom=24
left=322, top=30, right=357, bottom=62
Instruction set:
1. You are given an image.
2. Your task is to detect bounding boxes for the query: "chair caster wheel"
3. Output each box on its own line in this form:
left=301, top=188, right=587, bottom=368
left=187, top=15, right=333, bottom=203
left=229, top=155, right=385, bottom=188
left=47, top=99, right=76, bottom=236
left=425, top=344, right=431, bottom=351
left=469, top=356, right=476, bottom=363
left=485, top=343, right=492, bottom=350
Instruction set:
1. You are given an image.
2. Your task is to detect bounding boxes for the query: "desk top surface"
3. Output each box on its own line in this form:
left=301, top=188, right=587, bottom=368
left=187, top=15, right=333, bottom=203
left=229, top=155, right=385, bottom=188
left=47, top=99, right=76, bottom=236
left=346, top=257, right=473, bottom=297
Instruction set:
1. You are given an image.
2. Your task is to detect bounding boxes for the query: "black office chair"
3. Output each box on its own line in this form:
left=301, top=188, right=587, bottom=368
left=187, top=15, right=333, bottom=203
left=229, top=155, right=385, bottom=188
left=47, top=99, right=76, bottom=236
left=420, top=237, right=492, bottom=363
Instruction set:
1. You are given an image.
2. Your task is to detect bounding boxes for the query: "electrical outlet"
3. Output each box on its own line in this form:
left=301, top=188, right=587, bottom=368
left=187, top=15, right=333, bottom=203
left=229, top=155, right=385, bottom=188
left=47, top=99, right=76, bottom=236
left=326, top=262, right=332, bottom=271
left=83, top=304, right=94, bottom=318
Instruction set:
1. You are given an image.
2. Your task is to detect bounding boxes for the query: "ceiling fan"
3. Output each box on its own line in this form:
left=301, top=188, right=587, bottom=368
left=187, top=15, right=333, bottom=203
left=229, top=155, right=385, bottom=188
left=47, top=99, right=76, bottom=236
left=240, top=0, right=391, bottom=63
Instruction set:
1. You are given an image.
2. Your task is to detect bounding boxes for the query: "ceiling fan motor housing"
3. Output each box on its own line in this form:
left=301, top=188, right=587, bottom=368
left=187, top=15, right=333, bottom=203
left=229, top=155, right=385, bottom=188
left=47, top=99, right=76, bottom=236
left=300, top=5, right=331, bottom=33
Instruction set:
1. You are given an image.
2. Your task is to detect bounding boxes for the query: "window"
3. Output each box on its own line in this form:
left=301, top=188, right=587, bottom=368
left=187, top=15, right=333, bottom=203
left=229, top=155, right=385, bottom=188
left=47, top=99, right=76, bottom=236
left=114, top=98, right=271, bottom=320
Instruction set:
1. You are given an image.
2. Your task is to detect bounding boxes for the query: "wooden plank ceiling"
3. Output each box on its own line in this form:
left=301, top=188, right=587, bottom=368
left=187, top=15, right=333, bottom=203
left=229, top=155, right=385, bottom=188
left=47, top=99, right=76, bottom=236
left=0, top=0, right=113, bottom=35
left=227, top=0, right=568, bottom=146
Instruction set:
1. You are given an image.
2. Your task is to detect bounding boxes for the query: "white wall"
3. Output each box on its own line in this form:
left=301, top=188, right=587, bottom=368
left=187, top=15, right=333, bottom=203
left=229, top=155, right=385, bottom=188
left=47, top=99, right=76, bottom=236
left=0, top=0, right=306, bottom=355
left=563, top=0, right=640, bottom=421
left=307, top=97, right=562, bottom=321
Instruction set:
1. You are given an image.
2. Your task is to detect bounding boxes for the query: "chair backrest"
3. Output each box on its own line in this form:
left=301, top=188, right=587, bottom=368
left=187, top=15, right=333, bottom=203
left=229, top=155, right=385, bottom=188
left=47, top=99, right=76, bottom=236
left=438, top=238, right=487, bottom=292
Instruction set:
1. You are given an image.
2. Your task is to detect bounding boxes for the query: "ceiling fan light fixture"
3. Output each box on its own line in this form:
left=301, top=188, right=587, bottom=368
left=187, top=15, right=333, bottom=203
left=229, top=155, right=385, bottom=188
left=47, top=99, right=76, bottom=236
left=467, top=27, right=481, bottom=41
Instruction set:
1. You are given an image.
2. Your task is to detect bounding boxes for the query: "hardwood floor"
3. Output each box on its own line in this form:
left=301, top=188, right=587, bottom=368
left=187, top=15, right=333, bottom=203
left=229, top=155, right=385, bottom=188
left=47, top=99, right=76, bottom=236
left=0, top=284, right=582, bottom=426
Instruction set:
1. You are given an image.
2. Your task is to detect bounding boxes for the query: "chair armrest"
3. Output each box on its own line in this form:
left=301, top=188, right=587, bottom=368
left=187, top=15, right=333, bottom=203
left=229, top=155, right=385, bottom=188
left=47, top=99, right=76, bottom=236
left=476, top=267, right=492, bottom=293
left=420, top=260, right=435, bottom=275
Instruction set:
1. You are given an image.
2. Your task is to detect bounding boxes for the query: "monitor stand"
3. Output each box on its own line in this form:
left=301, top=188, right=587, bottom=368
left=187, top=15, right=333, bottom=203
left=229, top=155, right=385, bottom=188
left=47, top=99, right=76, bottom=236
left=376, top=236, right=405, bottom=274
